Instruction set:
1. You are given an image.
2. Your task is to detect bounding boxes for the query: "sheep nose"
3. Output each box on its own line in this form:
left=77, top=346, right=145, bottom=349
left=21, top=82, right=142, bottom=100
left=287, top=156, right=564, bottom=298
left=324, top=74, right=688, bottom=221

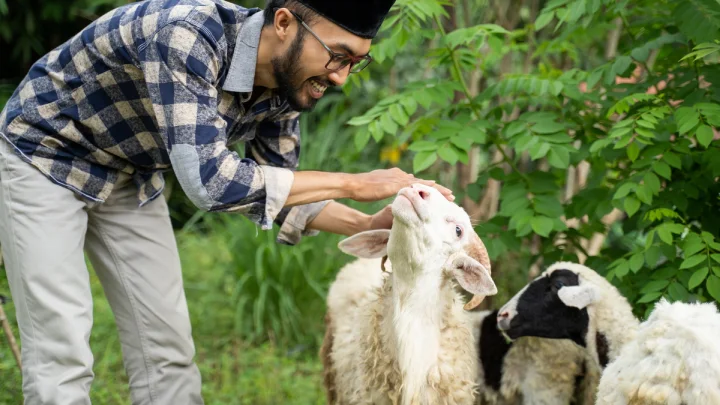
left=497, top=310, right=512, bottom=331
left=410, top=184, right=430, bottom=200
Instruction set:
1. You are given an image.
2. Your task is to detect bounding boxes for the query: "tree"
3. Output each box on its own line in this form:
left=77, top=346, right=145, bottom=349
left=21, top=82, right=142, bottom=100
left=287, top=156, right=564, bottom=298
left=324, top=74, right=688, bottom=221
left=346, top=0, right=720, bottom=316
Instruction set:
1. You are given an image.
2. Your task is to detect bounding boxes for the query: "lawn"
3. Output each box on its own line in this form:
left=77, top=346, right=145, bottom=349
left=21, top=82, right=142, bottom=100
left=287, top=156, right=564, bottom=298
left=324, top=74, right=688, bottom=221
left=0, top=227, right=329, bottom=405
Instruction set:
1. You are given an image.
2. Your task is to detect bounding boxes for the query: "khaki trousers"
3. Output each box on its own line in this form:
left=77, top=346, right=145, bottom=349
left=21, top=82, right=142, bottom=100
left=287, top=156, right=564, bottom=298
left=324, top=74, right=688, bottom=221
left=0, top=139, right=203, bottom=404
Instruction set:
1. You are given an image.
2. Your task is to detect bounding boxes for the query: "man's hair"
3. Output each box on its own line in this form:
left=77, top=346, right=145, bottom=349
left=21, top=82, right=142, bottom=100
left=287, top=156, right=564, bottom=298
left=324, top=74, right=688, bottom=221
left=263, top=0, right=320, bottom=28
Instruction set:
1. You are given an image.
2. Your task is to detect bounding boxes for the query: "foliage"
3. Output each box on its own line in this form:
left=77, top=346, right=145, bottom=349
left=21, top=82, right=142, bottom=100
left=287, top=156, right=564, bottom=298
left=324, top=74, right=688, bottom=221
left=348, top=0, right=720, bottom=317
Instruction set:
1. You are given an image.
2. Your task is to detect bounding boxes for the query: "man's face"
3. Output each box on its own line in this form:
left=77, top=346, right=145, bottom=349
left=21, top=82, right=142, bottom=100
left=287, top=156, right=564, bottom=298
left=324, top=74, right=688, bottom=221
left=271, top=11, right=372, bottom=112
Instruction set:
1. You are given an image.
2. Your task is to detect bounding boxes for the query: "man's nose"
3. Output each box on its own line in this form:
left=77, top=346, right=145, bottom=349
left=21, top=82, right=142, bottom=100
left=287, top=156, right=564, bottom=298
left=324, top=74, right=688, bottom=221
left=328, top=65, right=350, bottom=86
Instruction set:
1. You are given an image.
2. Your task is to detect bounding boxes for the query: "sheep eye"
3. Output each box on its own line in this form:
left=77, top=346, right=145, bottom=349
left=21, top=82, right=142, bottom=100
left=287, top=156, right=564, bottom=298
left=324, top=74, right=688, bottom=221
left=553, top=280, right=565, bottom=290
left=455, top=225, right=463, bottom=238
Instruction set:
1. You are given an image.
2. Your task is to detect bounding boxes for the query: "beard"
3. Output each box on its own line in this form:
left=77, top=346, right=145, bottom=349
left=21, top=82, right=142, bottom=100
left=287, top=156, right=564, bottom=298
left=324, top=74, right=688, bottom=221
left=271, top=32, right=330, bottom=112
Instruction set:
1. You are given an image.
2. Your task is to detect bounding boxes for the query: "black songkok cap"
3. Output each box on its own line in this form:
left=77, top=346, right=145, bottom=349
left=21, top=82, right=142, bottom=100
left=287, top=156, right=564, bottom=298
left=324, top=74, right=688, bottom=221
left=296, top=0, right=397, bottom=39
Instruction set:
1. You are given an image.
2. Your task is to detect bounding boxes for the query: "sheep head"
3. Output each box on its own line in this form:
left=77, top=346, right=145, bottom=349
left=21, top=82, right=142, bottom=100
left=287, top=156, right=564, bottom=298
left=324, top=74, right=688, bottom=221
left=495, top=262, right=603, bottom=346
left=338, top=183, right=496, bottom=310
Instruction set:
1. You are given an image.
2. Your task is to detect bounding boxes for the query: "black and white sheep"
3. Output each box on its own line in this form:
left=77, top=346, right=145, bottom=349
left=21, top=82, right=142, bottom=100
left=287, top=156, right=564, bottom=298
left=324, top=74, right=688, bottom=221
left=496, top=261, right=720, bottom=405
left=469, top=309, right=599, bottom=405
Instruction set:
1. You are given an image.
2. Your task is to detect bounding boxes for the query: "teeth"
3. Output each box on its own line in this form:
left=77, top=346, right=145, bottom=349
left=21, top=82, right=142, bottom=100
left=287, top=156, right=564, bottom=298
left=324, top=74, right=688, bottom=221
left=310, top=79, right=327, bottom=94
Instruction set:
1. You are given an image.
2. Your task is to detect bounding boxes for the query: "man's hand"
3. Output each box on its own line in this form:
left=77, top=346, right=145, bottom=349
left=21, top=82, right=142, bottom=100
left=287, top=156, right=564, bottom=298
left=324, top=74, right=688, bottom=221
left=285, top=168, right=454, bottom=207
left=348, top=168, right=454, bottom=202
left=369, top=204, right=394, bottom=230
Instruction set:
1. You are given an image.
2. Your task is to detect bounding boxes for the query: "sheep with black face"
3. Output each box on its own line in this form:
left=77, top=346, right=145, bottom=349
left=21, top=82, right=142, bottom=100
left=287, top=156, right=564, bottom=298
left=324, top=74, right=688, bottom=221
left=496, top=261, right=720, bottom=405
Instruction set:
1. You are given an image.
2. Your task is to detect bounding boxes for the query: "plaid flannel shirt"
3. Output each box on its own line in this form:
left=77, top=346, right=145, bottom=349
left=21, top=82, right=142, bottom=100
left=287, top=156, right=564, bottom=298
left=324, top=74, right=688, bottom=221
left=0, top=0, right=330, bottom=245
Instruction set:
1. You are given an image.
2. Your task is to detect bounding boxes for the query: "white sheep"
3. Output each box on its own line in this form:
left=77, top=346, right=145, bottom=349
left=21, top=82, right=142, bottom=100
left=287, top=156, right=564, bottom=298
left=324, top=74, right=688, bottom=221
left=468, top=309, right=599, bottom=405
left=320, top=183, right=498, bottom=405
left=496, top=261, right=720, bottom=405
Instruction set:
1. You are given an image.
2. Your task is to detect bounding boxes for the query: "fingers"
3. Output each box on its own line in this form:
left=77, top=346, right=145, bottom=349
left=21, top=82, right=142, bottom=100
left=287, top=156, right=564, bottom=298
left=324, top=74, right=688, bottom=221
left=413, top=179, right=455, bottom=201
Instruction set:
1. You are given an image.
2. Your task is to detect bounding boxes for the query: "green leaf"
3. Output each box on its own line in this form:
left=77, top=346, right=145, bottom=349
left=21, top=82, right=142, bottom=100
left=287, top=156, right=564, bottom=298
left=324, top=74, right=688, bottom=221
left=450, top=136, right=472, bottom=152
left=347, top=114, right=376, bottom=126
left=354, top=130, right=370, bottom=151
left=530, top=216, right=554, bottom=237
left=408, top=141, right=438, bottom=152
left=640, top=279, right=669, bottom=294
left=637, top=292, right=662, bottom=304
left=676, top=109, right=700, bottom=134
left=515, top=133, right=539, bottom=152
left=531, top=121, right=566, bottom=134
left=401, top=97, right=418, bottom=116
left=713, top=267, right=720, bottom=277
left=653, top=161, right=672, bottom=180
left=696, top=124, right=714, bottom=148
left=438, top=144, right=459, bottom=165
left=636, top=184, right=652, bottom=205
left=711, top=254, right=720, bottom=264
left=413, top=151, right=438, bottom=172
left=663, top=152, right=682, bottom=169
left=458, top=127, right=488, bottom=144
left=612, top=55, right=633, bottom=76
left=624, top=196, right=641, bottom=217
left=706, top=275, right=720, bottom=302
left=614, top=183, right=637, bottom=199
left=389, top=104, right=409, bottom=126
left=668, top=282, right=689, bottom=301
left=587, top=68, right=603, bottom=90
left=615, top=260, right=630, bottom=278
left=644, top=172, right=661, bottom=195
left=680, top=255, right=706, bottom=269
left=547, top=146, right=570, bottom=169
left=380, top=113, right=398, bottom=134
left=683, top=235, right=706, bottom=257
left=645, top=245, right=661, bottom=268
left=630, top=252, right=645, bottom=273
left=702, top=231, right=716, bottom=245
left=689, top=267, right=709, bottom=289
left=627, top=142, right=640, bottom=162
left=535, top=11, right=555, bottom=30
left=657, top=225, right=674, bottom=245
left=529, top=142, right=551, bottom=160
left=590, top=138, right=612, bottom=153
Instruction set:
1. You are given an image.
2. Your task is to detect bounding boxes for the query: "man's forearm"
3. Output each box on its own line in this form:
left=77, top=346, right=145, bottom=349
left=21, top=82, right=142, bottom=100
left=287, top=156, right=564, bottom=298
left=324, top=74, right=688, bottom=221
left=306, top=201, right=371, bottom=236
left=284, top=171, right=356, bottom=207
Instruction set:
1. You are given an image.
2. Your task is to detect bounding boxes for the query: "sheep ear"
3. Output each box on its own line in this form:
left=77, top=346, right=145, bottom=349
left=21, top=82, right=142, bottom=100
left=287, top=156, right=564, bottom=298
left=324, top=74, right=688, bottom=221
left=451, top=253, right=498, bottom=297
left=557, top=285, right=600, bottom=309
left=338, top=230, right=391, bottom=258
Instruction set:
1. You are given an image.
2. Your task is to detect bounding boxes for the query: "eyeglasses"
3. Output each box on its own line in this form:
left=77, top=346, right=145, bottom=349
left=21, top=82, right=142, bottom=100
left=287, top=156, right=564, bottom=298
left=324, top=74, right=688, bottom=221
left=286, top=9, right=373, bottom=74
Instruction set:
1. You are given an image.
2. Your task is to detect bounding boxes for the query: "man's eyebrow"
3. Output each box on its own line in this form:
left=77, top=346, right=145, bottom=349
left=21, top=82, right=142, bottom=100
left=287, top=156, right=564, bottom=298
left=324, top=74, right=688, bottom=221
left=333, top=42, right=367, bottom=57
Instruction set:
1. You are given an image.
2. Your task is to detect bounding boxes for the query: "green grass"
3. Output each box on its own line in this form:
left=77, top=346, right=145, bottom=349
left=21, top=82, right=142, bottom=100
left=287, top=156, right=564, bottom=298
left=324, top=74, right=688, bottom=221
left=0, top=223, right=330, bottom=404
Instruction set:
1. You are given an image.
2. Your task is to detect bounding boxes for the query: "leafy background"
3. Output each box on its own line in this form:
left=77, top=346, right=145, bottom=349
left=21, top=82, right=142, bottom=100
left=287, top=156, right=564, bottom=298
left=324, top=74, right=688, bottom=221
left=1, top=0, right=720, bottom=403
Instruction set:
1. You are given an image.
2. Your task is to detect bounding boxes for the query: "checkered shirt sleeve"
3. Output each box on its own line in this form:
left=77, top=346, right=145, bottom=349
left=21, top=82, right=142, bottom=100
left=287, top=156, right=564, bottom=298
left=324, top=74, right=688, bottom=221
left=139, top=19, right=328, bottom=241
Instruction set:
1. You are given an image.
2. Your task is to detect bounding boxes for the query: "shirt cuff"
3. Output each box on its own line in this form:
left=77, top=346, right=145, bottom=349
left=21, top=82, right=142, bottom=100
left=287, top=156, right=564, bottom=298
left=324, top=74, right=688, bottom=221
left=259, top=165, right=294, bottom=230
left=276, top=200, right=331, bottom=245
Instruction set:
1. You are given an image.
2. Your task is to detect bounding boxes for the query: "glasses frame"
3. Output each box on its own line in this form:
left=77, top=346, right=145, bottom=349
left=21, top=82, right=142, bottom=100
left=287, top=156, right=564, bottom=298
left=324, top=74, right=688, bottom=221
left=283, top=9, right=373, bottom=74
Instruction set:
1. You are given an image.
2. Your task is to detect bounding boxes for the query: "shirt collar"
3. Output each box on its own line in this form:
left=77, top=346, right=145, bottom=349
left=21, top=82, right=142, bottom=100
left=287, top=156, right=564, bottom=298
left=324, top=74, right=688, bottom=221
left=222, top=9, right=264, bottom=93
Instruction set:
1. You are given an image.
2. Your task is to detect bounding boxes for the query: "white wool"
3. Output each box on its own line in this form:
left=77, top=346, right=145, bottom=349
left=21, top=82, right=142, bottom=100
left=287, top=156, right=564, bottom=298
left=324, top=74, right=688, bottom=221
left=540, top=262, right=720, bottom=405
left=543, top=261, right=639, bottom=368
left=467, top=310, right=599, bottom=405
left=595, top=299, right=720, bottom=405
left=323, top=256, right=479, bottom=405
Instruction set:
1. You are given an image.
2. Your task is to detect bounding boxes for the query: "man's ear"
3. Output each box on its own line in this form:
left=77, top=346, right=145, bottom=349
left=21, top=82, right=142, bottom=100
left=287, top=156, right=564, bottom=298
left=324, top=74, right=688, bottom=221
left=450, top=253, right=498, bottom=297
left=557, top=284, right=601, bottom=309
left=337, top=230, right=391, bottom=258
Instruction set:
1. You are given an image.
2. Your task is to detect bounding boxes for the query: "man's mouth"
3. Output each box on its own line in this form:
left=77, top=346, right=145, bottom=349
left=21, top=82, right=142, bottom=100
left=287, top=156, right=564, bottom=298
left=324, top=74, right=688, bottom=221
left=309, top=79, right=328, bottom=99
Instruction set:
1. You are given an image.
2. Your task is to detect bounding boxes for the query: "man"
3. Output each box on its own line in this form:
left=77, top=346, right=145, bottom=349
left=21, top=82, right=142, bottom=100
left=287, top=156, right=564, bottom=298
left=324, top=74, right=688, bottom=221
left=0, top=0, right=453, bottom=403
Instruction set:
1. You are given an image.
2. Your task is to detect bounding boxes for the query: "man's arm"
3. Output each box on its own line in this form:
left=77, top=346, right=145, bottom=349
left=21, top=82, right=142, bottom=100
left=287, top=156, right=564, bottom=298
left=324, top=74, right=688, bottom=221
left=140, top=21, right=452, bottom=237
left=305, top=201, right=372, bottom=236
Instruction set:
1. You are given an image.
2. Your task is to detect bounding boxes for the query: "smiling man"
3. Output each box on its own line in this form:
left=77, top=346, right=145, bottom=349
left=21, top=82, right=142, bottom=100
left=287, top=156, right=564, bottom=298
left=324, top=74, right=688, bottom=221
left=0, top=0, right=454, bottom=404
